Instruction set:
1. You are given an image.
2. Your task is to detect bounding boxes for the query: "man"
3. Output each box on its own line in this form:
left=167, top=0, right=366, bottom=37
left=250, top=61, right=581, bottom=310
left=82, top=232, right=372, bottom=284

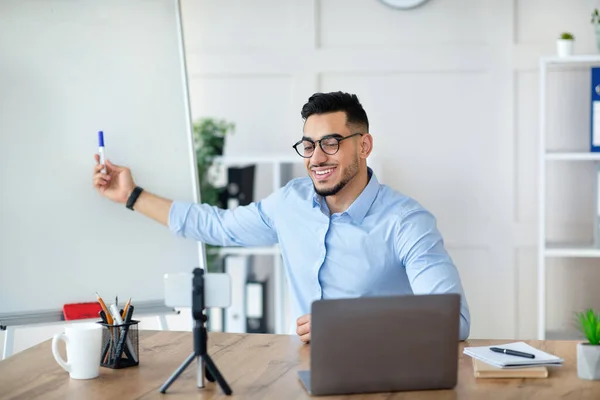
left=93, top=91, right=471, bottom=342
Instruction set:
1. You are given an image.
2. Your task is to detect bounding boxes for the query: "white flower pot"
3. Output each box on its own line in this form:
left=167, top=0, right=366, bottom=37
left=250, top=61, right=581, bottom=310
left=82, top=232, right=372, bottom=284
left=557, top=39, right=573, bottom=57
left=577, top=343, right=600, bottom=380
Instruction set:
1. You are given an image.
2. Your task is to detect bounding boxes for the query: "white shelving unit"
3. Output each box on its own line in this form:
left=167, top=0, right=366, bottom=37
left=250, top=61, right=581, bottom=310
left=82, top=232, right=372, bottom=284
left=211, top=154, right=304, bottom=334
left=538, top=55, right=600, bottom=340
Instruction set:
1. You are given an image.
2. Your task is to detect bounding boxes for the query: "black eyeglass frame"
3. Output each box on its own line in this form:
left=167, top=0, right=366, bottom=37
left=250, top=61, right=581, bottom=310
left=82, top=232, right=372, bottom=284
left=292, top=132, right=364, bottom=158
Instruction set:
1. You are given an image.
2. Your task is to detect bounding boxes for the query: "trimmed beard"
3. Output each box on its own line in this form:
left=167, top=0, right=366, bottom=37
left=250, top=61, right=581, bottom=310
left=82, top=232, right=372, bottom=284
left=313, top=156, right=359, bottom=197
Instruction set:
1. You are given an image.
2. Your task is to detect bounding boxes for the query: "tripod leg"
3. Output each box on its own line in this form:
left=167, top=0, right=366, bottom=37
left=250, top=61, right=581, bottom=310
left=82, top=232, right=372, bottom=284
left=205, top=364, right=215, bottom=382
left=203, top=354, right=232, bottom=395
left=159, top=352, right=196, bottom=393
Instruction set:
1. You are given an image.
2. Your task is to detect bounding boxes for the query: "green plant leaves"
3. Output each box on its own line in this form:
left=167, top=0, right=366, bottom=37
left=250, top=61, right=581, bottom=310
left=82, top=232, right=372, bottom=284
left=575, top=308, right=600, bottom=345
left=560, top=32, right=574, bottom=40
left=192, top=117, right=235, bottom=272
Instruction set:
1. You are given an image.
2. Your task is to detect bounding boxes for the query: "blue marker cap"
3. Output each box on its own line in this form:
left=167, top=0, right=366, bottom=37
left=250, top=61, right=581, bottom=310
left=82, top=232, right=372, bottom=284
left=98, top=131, right=104, bottom=147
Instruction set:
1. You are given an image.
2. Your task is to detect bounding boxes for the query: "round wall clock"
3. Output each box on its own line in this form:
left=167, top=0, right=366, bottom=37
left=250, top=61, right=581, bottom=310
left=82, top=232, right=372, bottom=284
left=378, top=0, right=431, bottom=9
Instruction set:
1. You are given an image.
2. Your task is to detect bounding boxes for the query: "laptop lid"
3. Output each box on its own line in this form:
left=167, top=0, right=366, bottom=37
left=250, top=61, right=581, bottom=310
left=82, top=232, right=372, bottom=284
left=306, top=293, right=460, bottom=396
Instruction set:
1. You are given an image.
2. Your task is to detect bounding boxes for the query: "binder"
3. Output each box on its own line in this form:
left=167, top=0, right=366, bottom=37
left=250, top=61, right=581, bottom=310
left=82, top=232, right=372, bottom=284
left=596, top=163, right=600, bottom=248
left=245, top=279, right=267, bottom=333
left=218, top=164, right=256, bottom=208
left=224, top=255, right=249, bottom=333
left=591, top=67, right=600, bottom=152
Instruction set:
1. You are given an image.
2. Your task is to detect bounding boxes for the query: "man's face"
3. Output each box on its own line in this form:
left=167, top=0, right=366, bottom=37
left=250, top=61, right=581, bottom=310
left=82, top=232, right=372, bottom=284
left=301, top=111, right=362, bottom=197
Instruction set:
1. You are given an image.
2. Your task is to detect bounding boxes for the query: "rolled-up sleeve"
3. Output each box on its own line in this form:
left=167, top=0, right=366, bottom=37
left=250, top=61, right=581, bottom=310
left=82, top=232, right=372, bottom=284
left=168, top=189, right=280, bottom=247
left=396, top=208, right=471, bottom=341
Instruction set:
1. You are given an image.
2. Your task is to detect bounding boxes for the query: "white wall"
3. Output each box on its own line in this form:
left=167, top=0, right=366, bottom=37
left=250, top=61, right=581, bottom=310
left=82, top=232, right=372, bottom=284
left=4, top=0, right=600, bottom=356
left=181, top=0, right=600, bottom=340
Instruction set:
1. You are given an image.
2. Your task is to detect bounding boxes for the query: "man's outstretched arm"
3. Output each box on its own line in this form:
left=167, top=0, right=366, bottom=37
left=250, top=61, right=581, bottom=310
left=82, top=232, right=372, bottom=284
left=93, top=155, right=279, bottom=247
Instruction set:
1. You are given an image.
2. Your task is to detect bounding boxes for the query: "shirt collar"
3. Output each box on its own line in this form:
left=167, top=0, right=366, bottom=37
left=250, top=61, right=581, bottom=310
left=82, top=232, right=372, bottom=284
left=312, top=167, right=380, bottom=224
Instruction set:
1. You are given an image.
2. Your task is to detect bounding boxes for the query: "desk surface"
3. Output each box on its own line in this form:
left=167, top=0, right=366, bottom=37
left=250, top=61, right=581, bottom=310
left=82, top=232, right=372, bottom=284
left=1, top=331, right=599, bottom=399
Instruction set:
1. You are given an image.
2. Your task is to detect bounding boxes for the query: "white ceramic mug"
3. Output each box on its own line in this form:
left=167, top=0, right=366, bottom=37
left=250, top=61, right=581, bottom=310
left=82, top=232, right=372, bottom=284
left=52, top=322, right=103, bottom=379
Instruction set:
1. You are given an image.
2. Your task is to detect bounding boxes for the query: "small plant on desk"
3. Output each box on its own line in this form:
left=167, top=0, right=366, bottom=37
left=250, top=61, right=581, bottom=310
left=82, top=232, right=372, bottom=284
left=575, top=309, right=600, bottom=380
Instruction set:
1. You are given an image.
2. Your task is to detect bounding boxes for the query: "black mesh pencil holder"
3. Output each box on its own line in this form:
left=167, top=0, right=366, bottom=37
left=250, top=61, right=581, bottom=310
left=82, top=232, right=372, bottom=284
left=98, top=320, right=140, bottom=369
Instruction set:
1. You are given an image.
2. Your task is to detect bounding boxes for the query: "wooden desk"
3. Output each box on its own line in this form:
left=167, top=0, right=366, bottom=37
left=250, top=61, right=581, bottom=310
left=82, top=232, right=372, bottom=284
left=1, top=331, right=600, bottom=399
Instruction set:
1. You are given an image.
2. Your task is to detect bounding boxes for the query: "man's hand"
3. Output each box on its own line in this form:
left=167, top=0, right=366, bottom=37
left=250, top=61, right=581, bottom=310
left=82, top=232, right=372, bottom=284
left=93, top=154, right=135, bottom=204
left=296, top=314, right=311, bottom=343
left=93, top=154, right=173, bottom=226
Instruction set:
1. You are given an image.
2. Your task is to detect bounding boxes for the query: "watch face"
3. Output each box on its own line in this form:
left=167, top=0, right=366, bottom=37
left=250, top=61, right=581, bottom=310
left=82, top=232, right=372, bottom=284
left=378, top=0, right=431, bottom=9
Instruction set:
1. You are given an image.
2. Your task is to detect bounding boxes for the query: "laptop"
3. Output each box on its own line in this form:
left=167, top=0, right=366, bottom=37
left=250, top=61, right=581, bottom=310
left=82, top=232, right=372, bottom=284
left=297, top=293, right=460, bottom=396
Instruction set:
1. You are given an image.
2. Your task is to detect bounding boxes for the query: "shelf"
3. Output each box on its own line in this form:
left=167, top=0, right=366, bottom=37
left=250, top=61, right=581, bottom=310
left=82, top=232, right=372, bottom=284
left=541, top=54, right=600, bottom=65
left=545, top=244, right=600, bottom=258
left=545, top=152, right=600, bottom=161
left=218, top=246, right=281, bottom=256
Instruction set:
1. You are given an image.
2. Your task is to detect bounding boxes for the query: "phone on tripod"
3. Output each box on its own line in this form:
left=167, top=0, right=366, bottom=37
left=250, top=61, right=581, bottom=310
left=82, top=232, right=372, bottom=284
left=160, top=269, right=233, bottom=395
left=164, top=272, right=231, bottom=309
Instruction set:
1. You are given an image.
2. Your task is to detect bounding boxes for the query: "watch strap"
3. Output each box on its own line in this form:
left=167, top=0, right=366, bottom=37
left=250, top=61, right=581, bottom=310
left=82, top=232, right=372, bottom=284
left=126, top=186, right=144, bottom=211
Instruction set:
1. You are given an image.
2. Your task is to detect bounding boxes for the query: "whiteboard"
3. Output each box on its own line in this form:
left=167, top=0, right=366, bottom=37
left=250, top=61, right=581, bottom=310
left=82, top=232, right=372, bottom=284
left=0, top=0, right=203, bottom=316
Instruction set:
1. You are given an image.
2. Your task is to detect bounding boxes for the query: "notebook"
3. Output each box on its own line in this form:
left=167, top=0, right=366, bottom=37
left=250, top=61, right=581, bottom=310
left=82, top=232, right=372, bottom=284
left=472, top=358, right=548, bottom=378
left=463, top=342, right=564, bottom=369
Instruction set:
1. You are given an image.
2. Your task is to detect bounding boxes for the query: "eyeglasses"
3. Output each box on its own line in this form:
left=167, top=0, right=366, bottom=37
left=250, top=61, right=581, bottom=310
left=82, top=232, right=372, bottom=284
left=292, top=132, right=363, bottom=158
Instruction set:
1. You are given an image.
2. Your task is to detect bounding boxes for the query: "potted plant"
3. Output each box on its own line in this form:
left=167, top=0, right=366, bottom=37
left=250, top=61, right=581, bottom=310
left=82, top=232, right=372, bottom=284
left=575, top=308, right=600, bottom=380
left=592, top=9, right=600, bottom=52
left=556, top=32, right=574, bottom=57
left=192, top=117, right=235, bottom=272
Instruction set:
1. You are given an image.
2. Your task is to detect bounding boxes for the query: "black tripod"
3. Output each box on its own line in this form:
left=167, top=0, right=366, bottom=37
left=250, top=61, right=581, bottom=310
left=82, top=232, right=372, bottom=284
left=160, top=268, right=232, bottom=395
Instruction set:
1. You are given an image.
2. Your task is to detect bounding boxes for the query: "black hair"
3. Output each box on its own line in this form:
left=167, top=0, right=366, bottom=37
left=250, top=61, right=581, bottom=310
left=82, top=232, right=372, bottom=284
left=300, top=91, right=369, bottom=132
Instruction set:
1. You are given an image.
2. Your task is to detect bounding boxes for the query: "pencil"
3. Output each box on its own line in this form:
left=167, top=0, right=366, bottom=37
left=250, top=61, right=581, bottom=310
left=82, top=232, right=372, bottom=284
left=121, top=297, right=132, bottom=320
left=96, top=292, right=114, bottom=325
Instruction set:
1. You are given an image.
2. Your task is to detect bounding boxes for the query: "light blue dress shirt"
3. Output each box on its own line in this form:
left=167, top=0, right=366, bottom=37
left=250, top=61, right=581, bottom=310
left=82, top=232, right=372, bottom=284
left=169, top=168, right=470, bottom=340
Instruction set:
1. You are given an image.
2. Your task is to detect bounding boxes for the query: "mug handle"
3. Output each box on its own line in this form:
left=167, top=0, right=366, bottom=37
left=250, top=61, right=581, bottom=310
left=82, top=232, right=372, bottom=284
left=52, top=333, right=71, bottom=373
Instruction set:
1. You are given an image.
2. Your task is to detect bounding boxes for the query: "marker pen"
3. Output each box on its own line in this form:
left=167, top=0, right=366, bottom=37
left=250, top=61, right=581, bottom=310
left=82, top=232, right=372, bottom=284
left=98, top=131, right=106, bottom=174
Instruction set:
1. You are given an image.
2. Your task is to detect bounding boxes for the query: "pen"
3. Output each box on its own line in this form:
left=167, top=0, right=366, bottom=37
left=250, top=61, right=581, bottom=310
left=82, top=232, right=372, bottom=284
left=121, top=305, right=136, bottom=361
left=99, top=310, right=108, bottom=324
left=490, top=347, right=535, bottom=359
left=113, top=305, right=137, bottom=364
left=98, top=131, right=106, bottom=174
left=110, top=304, right=138, bottom=363
left=124, top=305, right=134, bottom=324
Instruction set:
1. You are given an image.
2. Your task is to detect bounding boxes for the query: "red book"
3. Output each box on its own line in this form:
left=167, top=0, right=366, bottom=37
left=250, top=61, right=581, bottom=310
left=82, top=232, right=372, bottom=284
left=62, top=302, right=103, bottom=321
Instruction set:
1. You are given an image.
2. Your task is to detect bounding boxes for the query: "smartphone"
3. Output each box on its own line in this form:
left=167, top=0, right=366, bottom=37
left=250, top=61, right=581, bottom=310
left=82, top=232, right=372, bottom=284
left=164, top=272, right=231, bottom=309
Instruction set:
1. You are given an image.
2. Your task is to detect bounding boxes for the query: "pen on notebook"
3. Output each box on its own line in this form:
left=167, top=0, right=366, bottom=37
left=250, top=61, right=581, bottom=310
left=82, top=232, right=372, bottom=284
left=490, top=347, right=535, bottom=359
left=98, top=131, right=106, bottom=174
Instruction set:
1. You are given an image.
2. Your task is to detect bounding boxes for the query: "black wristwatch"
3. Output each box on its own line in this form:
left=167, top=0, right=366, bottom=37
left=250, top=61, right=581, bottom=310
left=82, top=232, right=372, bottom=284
left=126, top=186, right=144, bottom=211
